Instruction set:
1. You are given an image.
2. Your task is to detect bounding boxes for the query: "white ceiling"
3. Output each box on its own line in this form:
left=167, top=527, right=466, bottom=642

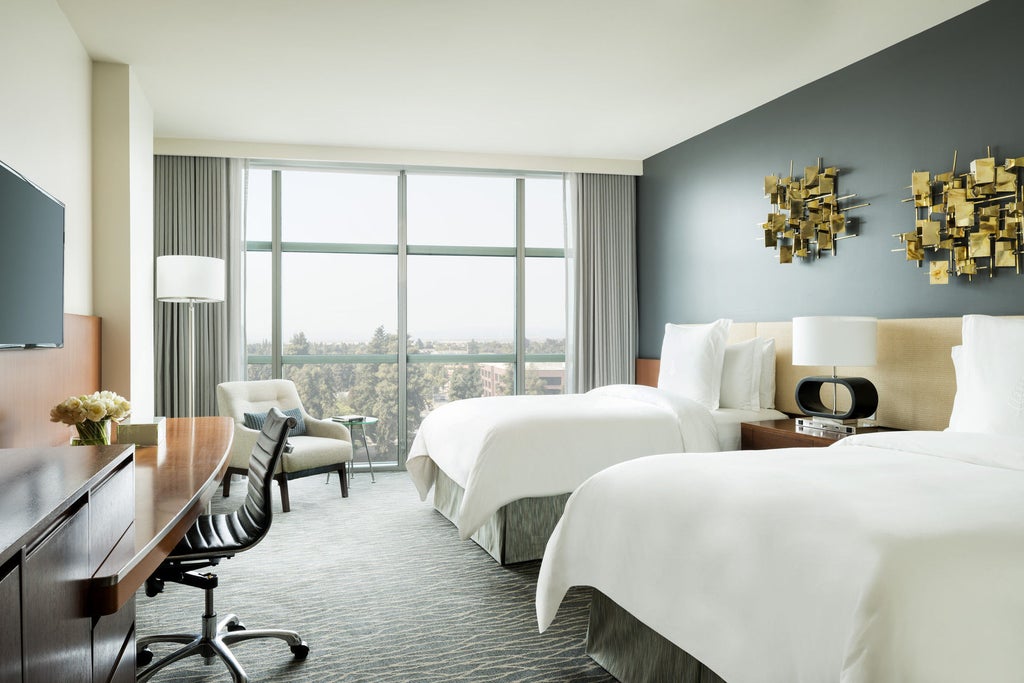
left=57, top=0, right=986, bottom=163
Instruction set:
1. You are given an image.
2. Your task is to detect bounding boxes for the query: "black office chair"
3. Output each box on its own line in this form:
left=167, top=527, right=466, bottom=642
left=137, top=407, right=310, bottom=682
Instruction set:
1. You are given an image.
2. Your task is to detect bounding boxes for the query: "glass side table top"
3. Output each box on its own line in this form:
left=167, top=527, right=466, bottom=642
left=331, top=415, right=379, bottom=426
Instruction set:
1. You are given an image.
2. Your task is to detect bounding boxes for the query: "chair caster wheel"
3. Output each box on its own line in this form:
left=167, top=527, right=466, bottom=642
left=137, top=648, right=154, bottom=666
left=227, top=621, right=246, bottom=632
left=291, top=643, right=310, bottom=660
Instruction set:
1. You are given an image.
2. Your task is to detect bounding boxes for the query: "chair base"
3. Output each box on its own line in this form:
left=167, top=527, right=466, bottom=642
left=137, top=577, right=308, bottom=683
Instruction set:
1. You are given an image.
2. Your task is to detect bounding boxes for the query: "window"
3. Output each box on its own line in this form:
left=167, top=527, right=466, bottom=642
left=245, top=166, right=565, bottom=469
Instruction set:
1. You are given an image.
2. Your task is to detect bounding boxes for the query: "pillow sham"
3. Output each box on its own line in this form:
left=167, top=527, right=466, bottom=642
left=657, top=318, right=732, bottom=410
left=949, top=315, right=1024, bottom=435
left=243, top=407, right=307, bottom=436
left=720, top=337, right=760, bottom=410
left=757, top=337, right=777, bottom=410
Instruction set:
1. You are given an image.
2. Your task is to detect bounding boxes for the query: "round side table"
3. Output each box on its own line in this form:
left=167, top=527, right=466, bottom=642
left=330, top=416, right=377, bottom=483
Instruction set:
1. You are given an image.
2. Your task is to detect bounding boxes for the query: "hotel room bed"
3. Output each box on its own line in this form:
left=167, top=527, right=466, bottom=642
left=407, top=319, right=784, bottom=564
left=408, top=383, right=785, bottom=564
left=537, top=431, right=1024, bottom=682
left=537, top=315, right=1024, bottom=682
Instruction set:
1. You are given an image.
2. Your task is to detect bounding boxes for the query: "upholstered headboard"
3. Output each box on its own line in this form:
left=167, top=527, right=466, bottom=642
left=637, top=317, right=976, bottom=432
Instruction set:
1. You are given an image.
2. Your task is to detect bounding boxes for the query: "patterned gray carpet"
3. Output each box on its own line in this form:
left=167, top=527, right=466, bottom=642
left=135, top=471, right=616, bottom=682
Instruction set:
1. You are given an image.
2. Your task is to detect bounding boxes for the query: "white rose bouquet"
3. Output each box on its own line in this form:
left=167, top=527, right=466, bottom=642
left=50, top=390, right=132, bottom=445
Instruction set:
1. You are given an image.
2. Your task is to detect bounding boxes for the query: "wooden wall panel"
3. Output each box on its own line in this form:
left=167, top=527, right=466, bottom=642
left=0, top=314, right=101, bottom=447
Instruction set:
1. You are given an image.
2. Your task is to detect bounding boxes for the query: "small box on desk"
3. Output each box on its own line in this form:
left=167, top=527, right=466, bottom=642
left=116, top=417, right=166, bottom=446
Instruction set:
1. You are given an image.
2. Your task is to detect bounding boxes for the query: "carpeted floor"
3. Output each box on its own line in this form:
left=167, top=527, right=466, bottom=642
left=135, top=471, right=616, bottom=682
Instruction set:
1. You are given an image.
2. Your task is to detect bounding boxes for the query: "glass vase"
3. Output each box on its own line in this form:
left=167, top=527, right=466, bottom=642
left=72, top=419, right=112, bottom=446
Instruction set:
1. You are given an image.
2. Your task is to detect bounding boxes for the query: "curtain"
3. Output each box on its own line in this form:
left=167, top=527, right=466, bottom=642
left=154, top=156, right=246, bottom=417
left=565, top=173, right=638, bottom=393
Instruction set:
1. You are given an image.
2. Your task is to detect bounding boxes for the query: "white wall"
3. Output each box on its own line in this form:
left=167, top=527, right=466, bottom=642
left=93, top=63, right=155, bottom=418
left=0, top=0, right=93, bottom=313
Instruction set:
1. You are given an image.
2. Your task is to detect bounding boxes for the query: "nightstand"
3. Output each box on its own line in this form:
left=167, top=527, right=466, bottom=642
left=740, top=418, right=899, bottom=450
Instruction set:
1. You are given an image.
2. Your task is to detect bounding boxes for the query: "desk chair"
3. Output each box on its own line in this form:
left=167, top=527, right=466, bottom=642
left=136, top=407, right=310, bottom=682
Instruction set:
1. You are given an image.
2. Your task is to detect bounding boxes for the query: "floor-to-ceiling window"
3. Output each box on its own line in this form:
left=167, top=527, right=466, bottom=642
left=245, top=164, right=566, bottom=469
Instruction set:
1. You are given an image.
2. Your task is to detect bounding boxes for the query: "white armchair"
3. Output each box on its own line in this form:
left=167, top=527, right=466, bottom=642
left=216, top=379, right=354, bottom=512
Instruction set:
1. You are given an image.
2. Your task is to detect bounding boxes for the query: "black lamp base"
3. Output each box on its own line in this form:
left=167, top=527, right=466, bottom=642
left=795, top=376, right=878, bottom=421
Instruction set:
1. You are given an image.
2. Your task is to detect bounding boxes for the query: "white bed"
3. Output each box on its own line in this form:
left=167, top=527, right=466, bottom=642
left=537, top=315, right=1024, bottom=682
left=407, top=384, right=785, bottom=539
left=407, top=320, right=784, bottom=563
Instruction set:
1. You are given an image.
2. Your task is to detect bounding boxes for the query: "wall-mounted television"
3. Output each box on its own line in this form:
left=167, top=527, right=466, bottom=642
left=0, top=159, right=65, bottom=349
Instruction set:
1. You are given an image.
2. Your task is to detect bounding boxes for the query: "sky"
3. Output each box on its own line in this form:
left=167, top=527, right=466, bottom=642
left=244, top=169, right=567, bottom=344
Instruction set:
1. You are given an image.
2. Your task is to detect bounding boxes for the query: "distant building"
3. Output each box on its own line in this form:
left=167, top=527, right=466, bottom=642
left=480, top=363, right=564, bottom=396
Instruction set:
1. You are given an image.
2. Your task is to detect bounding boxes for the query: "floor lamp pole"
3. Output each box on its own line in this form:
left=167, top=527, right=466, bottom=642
left=187, top=299, right=196, bottom=418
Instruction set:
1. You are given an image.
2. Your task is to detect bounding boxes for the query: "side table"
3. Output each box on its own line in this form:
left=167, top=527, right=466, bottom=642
left=331, top=416, right=377, bottom=483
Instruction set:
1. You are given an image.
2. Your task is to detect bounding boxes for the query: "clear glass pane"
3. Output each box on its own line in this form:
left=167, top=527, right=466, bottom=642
left=525, top=176, right=565, bottom=248
left=247, top=363, right=273, bottom=382
left=281, top=170, right=397, bottom=244
left=281, top=253, right=397, bottom=353
left=284, top=362, right=399, bottom=464
left=525, top=257, right=566, bottom=353
left=525, top=362, right=566, bottom=395
left=407, top=255, right=514, bottom=347
left=246, top=169, right=272, bottom=242
left=406, top=362, right=514, bottom=441
left=407, top=174, right=515, bottom=247
left=245, top=252, right=272, bottom=355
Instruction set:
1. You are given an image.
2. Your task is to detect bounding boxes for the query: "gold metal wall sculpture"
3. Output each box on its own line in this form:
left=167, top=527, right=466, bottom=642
left=761, top=159, right=867, bottom=264
left=895, top=148, right=1023, bottom=284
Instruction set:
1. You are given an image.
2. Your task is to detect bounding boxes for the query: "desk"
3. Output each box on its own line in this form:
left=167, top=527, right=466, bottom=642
left=0, top=416, right=232, bottom=683
left=92, top=416, right=234, bottom=614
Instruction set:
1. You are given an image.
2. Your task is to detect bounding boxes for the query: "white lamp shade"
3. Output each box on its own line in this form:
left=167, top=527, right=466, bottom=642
left=156, top=255, right=225, bottom=303
left=792, top=316, right=877, bottom=367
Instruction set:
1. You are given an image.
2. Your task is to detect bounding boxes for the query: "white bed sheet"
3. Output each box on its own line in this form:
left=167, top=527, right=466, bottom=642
left=711, top=407, right=787, bottom=450
left=537, top=431, right=1024, bottom=683
left=406, top=384, right=721, bottom=539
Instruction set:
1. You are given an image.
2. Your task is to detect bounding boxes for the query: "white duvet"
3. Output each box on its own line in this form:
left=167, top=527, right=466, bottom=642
left=406, top=384, right=721, bottom=539
left=537, top=431, right=1024, bottom=683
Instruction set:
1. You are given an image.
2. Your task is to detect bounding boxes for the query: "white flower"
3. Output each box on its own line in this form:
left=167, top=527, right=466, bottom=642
left=50, top=390, right=131, bottom=426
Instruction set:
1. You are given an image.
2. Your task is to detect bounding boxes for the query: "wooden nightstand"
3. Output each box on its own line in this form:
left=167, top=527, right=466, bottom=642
left=740, top=418, right=899, bottom=450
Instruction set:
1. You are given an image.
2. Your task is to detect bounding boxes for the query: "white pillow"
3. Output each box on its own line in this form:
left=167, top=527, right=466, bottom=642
left=720, top=338, right=760, bottom=410
left=948, top=316, right=1024, bottom=435
left=757, top=337, right=777, bottom=410
left=657, top=319, right=732, bottom=410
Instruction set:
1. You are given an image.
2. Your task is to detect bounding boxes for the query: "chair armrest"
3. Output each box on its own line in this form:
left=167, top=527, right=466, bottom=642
left=304, top=415, right=351, bottom=442
left=230, top=423, right=261, bottom=469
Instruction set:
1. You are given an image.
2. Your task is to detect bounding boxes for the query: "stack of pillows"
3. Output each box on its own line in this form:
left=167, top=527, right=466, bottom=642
left=948, top=314, right=1024, bottom=434
left=657, top=318, right=776, bottom=411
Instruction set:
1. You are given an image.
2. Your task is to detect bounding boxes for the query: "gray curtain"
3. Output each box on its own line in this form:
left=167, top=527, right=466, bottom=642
left=566, top=173, right=638, bottom=393
left=154, top=156, right=245, bottom=417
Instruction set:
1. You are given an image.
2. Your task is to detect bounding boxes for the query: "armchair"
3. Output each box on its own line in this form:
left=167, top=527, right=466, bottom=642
left=216, top=379, right=353, bottom=512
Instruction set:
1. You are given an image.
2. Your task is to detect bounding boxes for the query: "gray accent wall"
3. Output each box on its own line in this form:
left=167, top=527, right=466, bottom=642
left=637, top=0, right=1024, bottom=358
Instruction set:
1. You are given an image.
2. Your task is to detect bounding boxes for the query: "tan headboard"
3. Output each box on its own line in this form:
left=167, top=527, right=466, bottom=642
left=637, top=317, right=972, bottom=432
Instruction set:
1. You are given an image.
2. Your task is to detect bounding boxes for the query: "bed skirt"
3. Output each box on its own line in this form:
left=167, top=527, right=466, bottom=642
left=587, top=590, right=727, bottom=683
left=433, top=468, right=570, bottom=564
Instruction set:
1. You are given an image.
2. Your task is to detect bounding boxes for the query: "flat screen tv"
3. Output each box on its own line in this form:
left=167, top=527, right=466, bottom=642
left=0, top=159, right=64, bottom=349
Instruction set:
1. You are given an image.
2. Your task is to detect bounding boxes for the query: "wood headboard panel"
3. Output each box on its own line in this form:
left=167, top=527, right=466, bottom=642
left=637, top=317, right=972, bottom=432
left=0, top=314, right=101, bottom=447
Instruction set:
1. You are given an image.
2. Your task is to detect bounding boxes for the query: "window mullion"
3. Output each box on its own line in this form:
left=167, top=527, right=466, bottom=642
left=515, top=178, right=526, bottom=395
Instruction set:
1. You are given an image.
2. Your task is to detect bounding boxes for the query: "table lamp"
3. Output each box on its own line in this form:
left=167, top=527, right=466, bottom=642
left=157, top=255, right=225, bottom=417
left=791, top=316, right=878, bottom=432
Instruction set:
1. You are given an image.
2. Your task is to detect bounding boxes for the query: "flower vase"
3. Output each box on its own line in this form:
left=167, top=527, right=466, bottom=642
left=72, top=419, right=112, bottom=446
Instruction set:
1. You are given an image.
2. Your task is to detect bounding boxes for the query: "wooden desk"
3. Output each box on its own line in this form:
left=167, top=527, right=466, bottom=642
left=92, top=416, right=234, bottom=615
left=0, top=416, right=232, bottom=683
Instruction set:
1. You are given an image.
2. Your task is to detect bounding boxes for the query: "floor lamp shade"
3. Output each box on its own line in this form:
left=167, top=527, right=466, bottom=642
left=156, top=255, right=225, bottom=418
left=792, top=316, right=878, bottom=421
left=156, top=255, right=225, bottom=303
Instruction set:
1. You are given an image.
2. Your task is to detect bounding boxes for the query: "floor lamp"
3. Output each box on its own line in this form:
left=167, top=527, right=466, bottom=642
left=156, top=255, right=226, bottom=417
